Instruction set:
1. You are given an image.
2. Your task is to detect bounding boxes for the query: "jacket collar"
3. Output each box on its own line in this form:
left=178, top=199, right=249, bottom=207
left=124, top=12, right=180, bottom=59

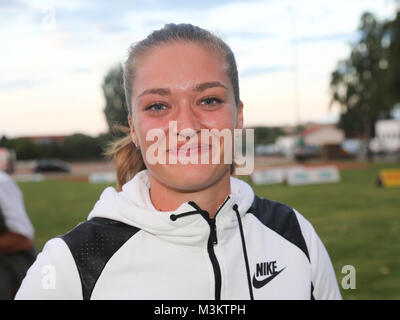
left=88, top=170, right=254, bottom=246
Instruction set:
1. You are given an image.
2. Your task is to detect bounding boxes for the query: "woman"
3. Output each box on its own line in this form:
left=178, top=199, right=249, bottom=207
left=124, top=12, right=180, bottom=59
left=0, top=170, right=36, bottom=299
left=16, top=24, right=341, bottom=300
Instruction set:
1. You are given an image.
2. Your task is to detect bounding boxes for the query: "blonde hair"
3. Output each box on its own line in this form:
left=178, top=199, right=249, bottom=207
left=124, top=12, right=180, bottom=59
left=106, top=23, right=239, bottom=190
left=104, top=125, right=146, bottom=191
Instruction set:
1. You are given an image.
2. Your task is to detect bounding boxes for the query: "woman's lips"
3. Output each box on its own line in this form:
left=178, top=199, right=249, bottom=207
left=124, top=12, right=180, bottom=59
left=167, top=143, right=211, bottom=157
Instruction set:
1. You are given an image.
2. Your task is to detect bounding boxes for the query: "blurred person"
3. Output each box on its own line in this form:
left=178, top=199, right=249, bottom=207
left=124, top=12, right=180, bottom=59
left=0, top=170, right=36, bottom=299
left=16, top=24, right=341, bottom=300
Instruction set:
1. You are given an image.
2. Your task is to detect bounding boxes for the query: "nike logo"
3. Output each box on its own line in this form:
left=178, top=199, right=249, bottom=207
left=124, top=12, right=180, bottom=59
left=252, top=267, right=286, bottom=289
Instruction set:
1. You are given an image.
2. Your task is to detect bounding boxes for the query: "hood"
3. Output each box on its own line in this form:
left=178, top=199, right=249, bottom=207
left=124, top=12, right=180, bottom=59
left=88, top=169, right=254, bottom=246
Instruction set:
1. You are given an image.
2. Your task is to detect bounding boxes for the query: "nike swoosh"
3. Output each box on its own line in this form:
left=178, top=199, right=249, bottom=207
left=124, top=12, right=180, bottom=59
left=252, top=267, right=286, bottom=289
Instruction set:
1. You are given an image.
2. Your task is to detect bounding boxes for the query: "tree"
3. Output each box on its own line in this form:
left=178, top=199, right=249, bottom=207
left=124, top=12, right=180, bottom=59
left=61, top=134, right=103, bottom=160
left=13, top=138, right=40, bottom=160
left=102, top=64, right=129, bottom=134
left=383, top=10, right=400, bottom=107
left=330, top=12, right=393, bottom=152
left=253, top=126, right=285, bottom=145
left=0, top=136, right=10, bottom=149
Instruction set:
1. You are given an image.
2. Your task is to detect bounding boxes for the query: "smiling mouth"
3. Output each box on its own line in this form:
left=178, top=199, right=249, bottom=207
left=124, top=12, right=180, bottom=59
left=167, top=143, right=211, bottom=157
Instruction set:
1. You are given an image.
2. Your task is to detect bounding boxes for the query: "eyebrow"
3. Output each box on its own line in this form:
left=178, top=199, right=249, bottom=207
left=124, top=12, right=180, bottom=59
left=138, top=87, right=171, bottom=98
left=194, top=81, right=228, bottom=92
left=137, top=81, right=227, bottom=98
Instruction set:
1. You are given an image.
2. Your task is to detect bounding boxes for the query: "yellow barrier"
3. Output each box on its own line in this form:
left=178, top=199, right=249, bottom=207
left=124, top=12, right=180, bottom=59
left=377, top=169, right=400, bottom=188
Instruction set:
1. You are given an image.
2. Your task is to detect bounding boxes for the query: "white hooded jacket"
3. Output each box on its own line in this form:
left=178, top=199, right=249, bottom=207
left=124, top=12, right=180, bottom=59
left=15, top=170, right=341, bottom=300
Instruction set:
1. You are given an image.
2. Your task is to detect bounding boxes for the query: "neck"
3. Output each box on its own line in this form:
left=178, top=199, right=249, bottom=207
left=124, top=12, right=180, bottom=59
left=148, top=171, right=231, bottom=218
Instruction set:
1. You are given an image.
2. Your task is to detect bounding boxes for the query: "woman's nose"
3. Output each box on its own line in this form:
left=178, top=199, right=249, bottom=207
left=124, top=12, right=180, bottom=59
left=174, top=102, right=201, bottom=135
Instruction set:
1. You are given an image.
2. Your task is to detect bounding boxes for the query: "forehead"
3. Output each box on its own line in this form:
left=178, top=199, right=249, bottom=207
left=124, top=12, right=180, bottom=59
left=132, top=42, right=231, bottom=95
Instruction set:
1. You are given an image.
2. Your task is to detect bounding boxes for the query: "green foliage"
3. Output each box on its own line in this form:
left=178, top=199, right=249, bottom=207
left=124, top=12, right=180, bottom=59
left=38, top=141, right=62, bottom=159
left=102, top=64, right=129, bottom=133
left=252, top=126, right=285, bottom=145
left=330, top=12, right=395, bottom=140
left=0, top=133, right=114, bottom=161
left=383, top=11, right=400, bottom=106
left=61, top=134, right=102, bottom=160
left=12, top=138, right=40, bottom=160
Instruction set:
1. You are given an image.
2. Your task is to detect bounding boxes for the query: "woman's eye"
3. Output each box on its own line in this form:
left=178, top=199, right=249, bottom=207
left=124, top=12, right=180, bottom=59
left=145, top=103, right=167, bottom=112
left=201, top=97, right=222, bottom=106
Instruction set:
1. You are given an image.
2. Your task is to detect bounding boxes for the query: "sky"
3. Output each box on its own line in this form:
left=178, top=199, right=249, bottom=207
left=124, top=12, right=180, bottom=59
left=0, top=0, right=397, bottom=137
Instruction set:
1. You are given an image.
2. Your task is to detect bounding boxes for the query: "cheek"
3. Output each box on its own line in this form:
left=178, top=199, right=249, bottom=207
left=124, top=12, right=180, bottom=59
left=200, top=108, right=237, bottom=130
left=134, top=114, right=169, bottom=143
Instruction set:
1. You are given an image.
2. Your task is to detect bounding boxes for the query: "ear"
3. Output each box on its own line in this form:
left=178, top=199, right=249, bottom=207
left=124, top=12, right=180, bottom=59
left=235, top=101, right=244, bottom=130
left=128, top=116, right=138, bottom=145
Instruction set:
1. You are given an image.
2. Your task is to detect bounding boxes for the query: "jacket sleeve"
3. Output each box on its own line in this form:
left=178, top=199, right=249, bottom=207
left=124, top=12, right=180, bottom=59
left=0, top=175, right=34, bottom=239
left=294, top=210, right=342, bottom=300
left=15, top=237, right=83, bottom=300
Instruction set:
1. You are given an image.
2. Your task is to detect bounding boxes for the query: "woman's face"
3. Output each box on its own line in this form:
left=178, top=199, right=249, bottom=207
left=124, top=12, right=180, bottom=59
left=129, top=41, right=243, bottom=192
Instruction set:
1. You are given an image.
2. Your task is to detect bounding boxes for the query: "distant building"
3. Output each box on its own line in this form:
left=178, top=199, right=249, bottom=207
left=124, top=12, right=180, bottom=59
left=370, top=119, right=400, bottom=153
left=275, top=135, right=300, bottom=158
left=300, top=125, right=345, bottom=146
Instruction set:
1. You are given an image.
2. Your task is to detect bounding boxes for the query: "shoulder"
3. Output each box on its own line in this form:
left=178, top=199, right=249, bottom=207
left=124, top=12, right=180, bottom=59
left=17, top=218, right=142, bottom=300
left=60, top=217, right=141, bottom=300
left=246, top=195, right=341, bottom=300
left=246, top=195, right=311, bottom=262
left=61, top=217, right=142, bottom=265
left=0, top=171, right=16, bottom=192
left=0, top=172, right=17, bottom=191
left=15, top=237, right=82, bottom=299
left=0, top=171, right=11, bottom=183
left=0, top=172, right=21, bottom=203
left=61, top=217, right=141, bottom=245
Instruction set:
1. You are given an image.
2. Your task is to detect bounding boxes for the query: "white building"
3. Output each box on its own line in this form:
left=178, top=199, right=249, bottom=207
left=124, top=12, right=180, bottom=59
left=301, top=125, right=345, bottom=146
left=370, top=119, right=400, bottom=153
left=275, top=135, right=299, bottom=157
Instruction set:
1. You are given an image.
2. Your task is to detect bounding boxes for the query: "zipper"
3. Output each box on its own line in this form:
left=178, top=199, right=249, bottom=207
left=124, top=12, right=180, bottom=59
left=206, top=217, right=222, bottom=300
left=186, top=196, right=231, bottom=300
left=209, top=218, right=218, bottom=245
left=203, top=196, right=230, bottom=300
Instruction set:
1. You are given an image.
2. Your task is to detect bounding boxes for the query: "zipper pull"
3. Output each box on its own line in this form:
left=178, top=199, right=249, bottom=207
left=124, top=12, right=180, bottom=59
left=210, top=218, right=218, bottom=245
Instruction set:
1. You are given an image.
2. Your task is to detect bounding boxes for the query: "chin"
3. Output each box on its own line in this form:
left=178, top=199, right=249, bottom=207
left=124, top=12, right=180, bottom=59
left=154, top=163, right=230, bottom=192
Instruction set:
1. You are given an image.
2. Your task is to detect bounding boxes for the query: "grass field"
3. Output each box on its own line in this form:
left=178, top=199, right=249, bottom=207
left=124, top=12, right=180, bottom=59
left=17, top=162, right=400, bottom=299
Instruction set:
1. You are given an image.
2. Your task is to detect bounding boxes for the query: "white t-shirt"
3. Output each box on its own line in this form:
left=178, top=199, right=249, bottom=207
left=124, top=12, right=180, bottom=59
left=0, top=171, right=34, bottom=239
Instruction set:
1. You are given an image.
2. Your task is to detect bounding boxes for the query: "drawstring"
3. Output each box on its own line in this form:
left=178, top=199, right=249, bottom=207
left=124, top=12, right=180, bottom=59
left=170, top=198, right=230, bottom=222
left=170, top=210, right=203, bottom=221
left=169, top=201, right=209, bottom=221
left=233, top=204, right=254, bottom=300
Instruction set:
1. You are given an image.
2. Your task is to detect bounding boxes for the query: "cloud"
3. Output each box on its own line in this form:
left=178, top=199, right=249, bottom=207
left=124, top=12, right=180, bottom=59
left=69, top=66, right=96, bottom=75
left=0, top=0, right=30, bottom=25
left=37, top=0, right=250, bottom=34
left=0, top=0, right=26, bottom=8
left=240, top=65, right=294, bottom=77
left=222, top=31, right=275, bottom=40
left=292, top=31, right=360, bottom=45
left=0, top=78, right=49, bottom=91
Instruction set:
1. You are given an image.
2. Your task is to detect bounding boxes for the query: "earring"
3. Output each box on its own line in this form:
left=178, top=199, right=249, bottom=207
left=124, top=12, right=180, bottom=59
left=132, top=138, right=139, bottom=149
